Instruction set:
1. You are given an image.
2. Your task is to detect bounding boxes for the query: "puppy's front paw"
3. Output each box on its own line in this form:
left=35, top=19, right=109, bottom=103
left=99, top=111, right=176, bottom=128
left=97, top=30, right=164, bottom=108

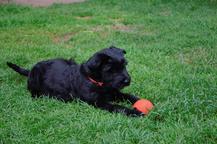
left=129, top=109, right=145, bottom=117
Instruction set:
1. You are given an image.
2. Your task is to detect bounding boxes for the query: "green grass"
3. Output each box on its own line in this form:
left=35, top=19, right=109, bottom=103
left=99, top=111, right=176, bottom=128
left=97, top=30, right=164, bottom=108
left=0, top=0, right=217, bottom=143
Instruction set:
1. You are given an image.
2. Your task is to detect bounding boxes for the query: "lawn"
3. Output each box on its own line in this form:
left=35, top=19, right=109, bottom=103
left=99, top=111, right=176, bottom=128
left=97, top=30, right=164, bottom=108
left=0, top=0, right=217, bottom=143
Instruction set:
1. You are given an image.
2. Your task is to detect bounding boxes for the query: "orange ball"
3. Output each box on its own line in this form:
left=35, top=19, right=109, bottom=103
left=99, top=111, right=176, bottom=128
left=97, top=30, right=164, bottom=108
left=133, top=99, right=154, bottom=115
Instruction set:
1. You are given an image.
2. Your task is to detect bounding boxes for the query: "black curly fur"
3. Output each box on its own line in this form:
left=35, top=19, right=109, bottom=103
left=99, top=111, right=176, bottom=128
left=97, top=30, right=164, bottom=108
left=7, top=46, right=143, bottom=117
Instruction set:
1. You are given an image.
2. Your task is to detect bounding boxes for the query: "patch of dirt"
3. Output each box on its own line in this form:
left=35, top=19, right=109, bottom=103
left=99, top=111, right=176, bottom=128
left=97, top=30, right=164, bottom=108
left=1, top=0, right=85, bottom=7
left=160, top=9, right=172, bottom=16
left=75, top=16, right=92, bottom=20
left=109, top=17, right=124, bottom=23
left=53, top=31, right=77, bottom=43
left=90, top=24, right=132, bottom=33
left=177, top=48, right=216, bottom=66
left=90, top=24, right=155, bottom=36
left=91, top=26, right=103, bottom=32
left=0, top=0, right=10, bottom=4
left=111, top=24, right=131, bottom=32
left=159, top=8, right=172, bottom=17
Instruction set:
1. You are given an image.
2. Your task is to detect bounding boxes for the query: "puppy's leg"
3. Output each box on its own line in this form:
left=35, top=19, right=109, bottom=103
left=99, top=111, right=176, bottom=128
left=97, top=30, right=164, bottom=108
left=96, top=102, right=143, bottom=117
left=113, top=91, right=140, bottom=104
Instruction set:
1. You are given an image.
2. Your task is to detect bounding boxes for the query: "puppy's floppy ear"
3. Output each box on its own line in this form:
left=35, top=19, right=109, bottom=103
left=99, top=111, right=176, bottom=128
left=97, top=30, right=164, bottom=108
left=109, top=46, right=126, bottom=54
left=85, top=52, right=109, bottom=72
left=82, top=46, right=126, bottom=75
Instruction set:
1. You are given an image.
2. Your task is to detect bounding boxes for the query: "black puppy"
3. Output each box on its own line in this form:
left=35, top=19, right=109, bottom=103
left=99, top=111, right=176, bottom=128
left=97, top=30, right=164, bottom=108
left=7, top=46, right=143, bottom=117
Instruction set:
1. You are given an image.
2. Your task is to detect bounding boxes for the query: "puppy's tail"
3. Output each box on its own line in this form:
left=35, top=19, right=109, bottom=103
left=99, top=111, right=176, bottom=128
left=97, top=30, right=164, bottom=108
left=7, top=62, right=30, bottom=77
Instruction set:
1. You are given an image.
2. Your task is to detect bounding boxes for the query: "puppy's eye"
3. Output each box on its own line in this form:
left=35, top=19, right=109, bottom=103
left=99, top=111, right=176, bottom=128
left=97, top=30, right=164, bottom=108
left=104, top=65, right=112, bottom=71
left=108, top=59, right=113, bottom=64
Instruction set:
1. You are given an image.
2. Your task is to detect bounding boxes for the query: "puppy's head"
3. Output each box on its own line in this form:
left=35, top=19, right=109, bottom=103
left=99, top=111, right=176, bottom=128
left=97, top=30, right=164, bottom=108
left=83, top=46, right=131, bottom=89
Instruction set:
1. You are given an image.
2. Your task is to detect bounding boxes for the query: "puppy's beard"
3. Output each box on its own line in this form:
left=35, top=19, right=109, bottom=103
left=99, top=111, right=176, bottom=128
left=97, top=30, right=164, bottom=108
left=111, top=83, right=126, bottom=90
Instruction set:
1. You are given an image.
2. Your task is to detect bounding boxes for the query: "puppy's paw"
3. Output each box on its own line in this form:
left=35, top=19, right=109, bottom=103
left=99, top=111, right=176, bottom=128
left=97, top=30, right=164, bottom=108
left=129, top=109, right=145, bottom=117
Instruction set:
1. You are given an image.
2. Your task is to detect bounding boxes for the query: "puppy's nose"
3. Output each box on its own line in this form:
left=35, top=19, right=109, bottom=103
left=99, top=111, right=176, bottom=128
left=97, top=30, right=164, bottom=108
left=123, top=78, right=130, bottom=85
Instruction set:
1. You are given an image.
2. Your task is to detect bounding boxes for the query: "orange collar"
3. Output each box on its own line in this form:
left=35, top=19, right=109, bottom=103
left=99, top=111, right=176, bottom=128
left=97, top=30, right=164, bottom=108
left=88, top=77, right=104, bottom=87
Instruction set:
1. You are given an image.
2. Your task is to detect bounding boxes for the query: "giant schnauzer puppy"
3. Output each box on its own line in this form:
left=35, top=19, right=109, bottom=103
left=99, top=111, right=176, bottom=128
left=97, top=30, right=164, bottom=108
left=7, top=46, right=144, bottom=117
